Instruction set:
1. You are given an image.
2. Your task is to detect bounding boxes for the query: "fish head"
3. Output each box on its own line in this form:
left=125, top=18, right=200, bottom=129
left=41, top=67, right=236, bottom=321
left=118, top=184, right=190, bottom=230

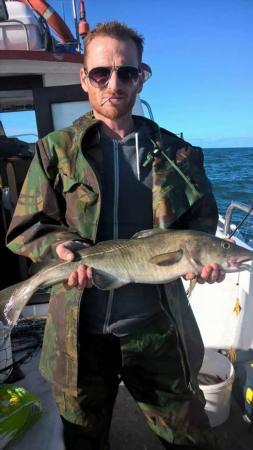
left=186, top=233, right=253, bottom=273
left=217, top=239, right=253, bottom=272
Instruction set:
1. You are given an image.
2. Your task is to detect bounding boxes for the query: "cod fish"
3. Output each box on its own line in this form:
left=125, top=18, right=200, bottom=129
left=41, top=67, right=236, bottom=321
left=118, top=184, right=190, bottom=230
left=1, top=229, right=253, bottom=328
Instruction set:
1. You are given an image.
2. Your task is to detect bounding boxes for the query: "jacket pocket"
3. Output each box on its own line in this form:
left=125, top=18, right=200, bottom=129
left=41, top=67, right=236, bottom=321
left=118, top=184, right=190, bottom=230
left=59, top=172, right=98, bottom=229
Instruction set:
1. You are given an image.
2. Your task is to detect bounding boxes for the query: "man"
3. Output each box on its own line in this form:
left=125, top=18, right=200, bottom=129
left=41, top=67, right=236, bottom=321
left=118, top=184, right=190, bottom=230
left=7, top=22, right=223, bottom=450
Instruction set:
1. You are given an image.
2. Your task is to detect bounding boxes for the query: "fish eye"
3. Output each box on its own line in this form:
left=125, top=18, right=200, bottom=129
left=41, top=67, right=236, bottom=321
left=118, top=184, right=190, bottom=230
left=221, top=241, right=230, bottom=249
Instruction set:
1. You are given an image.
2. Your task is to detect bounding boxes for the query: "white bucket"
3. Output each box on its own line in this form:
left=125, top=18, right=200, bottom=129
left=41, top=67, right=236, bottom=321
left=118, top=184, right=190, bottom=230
left=198, top=349, right=235, bottom=427
left=0, top=321, right=13, bottom=382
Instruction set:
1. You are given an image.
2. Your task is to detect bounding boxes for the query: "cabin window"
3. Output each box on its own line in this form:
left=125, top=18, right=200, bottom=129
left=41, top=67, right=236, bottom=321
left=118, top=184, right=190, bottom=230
left=0, top=110, right=37, bottom=144
left=51, top=101, right=90, bottom=130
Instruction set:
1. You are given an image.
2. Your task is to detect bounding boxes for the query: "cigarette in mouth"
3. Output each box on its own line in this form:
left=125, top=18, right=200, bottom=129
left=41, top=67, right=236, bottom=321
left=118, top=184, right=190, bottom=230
left=100, top=96, right=113, bottom=106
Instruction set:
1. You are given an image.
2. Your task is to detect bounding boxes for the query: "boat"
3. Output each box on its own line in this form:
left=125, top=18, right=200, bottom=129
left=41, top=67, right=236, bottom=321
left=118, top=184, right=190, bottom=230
left=0, top=1, right=253, bottom=448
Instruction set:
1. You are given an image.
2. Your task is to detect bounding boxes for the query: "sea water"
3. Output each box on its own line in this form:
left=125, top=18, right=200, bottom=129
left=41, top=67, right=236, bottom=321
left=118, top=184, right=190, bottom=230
left=203, top=147, right=253, bottom=243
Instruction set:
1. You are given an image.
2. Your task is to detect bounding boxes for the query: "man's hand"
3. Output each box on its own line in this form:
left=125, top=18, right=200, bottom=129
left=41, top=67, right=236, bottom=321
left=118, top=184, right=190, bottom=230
left=56, top=241, right=93, bottom=289
left=184, top=263, right=225, bottom=284
left=183, top=236, right=235, bottom=284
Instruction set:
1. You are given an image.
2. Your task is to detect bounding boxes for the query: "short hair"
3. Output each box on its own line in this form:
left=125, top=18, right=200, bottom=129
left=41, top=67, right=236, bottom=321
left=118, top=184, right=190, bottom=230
left=83, top=21, right=144, bottom=65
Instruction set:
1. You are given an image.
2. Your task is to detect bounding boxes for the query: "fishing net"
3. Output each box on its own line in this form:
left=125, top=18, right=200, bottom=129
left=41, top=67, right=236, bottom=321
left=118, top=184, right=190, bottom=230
left=0, top=323, right=12, bottom=383
left=0, top=318, right=46, bottom=383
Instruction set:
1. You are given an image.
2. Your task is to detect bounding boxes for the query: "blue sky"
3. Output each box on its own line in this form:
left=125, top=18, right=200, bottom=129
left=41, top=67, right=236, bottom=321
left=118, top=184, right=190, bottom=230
left=2, top=0, right=253, bottom=147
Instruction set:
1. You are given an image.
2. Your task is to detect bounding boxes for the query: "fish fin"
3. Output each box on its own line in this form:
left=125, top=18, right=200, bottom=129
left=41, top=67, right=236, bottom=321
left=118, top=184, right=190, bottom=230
left=186, top=279, right=197, bottom=297
left=132, top=229, right=169, bottom=239
left=92, top=269, right=127, bottom=290
left=149, top=249, right=183, bottom=266
left=184, top=249, right=202, bottom=273
left=188, top=258, right=202, bottom=273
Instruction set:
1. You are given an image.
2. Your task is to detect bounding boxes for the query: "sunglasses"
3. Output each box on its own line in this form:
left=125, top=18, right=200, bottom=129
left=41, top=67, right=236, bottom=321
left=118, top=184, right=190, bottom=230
left=84, top=66, right=141, bottom=88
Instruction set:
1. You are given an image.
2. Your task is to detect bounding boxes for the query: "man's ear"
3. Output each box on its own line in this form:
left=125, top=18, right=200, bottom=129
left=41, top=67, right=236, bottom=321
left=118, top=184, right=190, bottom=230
left=137, top=62, right=152, bottom=94
left=137, top=79, right=144, bottom=94
left=80, top=68, right=88, bottom=93
left=141, top=63, right=152, bottom=82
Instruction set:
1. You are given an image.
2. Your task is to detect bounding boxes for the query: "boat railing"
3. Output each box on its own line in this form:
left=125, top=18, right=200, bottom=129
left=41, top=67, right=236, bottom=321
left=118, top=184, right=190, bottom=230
left=0, top=19, right=30, bottom=50
left=9, top=133, right=38, bottom=140
left=140, top=99, right=155, bottom=121
left=224, top=201, right=253, bottom=236
left=139, top=99, right=183, bottom=139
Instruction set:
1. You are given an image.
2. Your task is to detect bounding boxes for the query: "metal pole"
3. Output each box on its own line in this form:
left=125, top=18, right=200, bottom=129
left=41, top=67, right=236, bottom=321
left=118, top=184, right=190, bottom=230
left=72, top=0, right=81, bottom=52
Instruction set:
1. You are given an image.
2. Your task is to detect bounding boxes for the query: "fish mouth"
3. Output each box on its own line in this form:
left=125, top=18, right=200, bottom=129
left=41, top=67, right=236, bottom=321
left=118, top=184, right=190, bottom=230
left=227, top=257, right=253, bottom=272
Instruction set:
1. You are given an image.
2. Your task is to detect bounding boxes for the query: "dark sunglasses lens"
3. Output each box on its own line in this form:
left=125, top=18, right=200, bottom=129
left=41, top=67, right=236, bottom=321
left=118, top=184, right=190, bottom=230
left=118, top=67, right=139, bottom=82
left=89, top=67, right=111, bottom=86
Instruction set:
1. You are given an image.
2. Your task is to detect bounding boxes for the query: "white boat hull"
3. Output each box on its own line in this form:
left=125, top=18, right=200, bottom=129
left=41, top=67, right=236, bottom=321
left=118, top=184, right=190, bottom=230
left=187, top=220, right=253, bottom=352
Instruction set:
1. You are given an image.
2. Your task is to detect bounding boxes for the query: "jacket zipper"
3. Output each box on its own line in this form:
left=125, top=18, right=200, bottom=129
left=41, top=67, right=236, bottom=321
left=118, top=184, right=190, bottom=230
left=103, top=139, right=120, bottom=333
left=113, top=140, right=120, bottom=239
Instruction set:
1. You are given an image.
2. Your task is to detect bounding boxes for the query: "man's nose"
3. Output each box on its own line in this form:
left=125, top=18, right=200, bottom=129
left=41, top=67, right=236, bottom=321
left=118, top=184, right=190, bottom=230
left=107, top=70, right=121, bottom=90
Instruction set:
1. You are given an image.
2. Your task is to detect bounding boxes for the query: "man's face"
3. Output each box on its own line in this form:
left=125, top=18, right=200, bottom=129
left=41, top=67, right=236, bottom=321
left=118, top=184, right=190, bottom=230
left=80, top=36, right=143, bottom=121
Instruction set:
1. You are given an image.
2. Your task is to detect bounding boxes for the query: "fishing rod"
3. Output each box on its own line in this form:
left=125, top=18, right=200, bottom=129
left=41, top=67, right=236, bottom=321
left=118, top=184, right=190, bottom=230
left=229, top=203, right=253, bottom=238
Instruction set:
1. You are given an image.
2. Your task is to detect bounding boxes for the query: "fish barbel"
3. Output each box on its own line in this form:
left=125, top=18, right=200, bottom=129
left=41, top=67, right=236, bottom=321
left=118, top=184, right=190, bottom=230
left=1, top=229, right=253, bottom=328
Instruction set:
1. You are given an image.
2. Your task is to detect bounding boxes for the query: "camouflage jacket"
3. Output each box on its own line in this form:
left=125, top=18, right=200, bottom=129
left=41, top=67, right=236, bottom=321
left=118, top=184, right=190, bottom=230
left=6, top=113, right=218, bottom=394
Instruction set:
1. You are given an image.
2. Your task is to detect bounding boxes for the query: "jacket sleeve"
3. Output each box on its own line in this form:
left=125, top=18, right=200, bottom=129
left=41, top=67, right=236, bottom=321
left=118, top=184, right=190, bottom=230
left=181, top=147, right=218, bottom=234
left=172, top=144, right=219, bottom=234
left=159, top=128, right=218, bottom=234
left=6, top=140, right=85, bottom=262
left=174, top=192, right=219, bottom=235
left=166, top=144, right=218, bottom=234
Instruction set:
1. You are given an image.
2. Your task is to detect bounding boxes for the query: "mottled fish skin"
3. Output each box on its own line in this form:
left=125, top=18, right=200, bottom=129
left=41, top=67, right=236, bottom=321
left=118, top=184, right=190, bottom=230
left=1, top=229, right=253, bottom=329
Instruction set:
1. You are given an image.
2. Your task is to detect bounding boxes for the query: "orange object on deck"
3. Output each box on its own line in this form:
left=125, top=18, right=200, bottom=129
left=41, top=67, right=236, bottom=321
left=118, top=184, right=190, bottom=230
left=18, top=0, right=75, bottom=43
left=79, top=0, right=89, bottom=37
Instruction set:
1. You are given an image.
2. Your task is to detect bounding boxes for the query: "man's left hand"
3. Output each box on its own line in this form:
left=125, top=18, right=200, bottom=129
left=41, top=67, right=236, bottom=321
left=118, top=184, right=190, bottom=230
left=184, top=263, right=225, bottom=284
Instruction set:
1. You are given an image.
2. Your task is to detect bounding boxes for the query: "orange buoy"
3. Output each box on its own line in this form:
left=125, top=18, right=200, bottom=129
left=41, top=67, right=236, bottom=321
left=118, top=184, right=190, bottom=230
left=18, top=0, right=75, bottom=43
left=79, top=0, right=89, bottom=38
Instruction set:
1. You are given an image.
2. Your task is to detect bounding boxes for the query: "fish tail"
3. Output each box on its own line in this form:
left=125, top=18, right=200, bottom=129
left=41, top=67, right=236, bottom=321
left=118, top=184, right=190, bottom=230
left=0, top=283, right=20, bottom=318
left=0, top=279, right=37, bottom=328
left=186, top=279, right=197, bottom=297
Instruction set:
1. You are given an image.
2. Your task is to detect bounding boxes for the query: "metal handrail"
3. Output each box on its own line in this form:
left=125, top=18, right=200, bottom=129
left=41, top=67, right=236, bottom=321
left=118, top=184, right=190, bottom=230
left=224, top=201, right=253, bottom=235
left=9, top=134, right=38, bottom=139
left=0, top=19, right=30, bottom=50
left=140, top=99, right=155, bottom=121
left=139, top=100, right=183, bottom=139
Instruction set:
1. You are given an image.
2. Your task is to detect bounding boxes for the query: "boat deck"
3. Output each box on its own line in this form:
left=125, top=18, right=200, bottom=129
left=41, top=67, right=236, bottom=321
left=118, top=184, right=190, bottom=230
left=5, top=352, right=253, bottom=450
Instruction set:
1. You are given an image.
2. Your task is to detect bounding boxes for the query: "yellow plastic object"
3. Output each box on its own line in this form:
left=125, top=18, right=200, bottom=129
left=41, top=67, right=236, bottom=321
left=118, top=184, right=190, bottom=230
left=0, top=384, right=42, bottom=449
left=246, top=387, right=253, bottom=406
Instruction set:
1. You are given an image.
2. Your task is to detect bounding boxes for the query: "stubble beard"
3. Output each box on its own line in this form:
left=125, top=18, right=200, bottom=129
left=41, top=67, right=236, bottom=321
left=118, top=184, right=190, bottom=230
left=92, top=91, right=137, bottom=121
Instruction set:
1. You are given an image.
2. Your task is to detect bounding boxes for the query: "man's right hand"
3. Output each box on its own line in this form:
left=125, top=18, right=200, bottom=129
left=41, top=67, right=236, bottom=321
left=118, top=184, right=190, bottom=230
left=56, top=241, right=93, bottom=289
